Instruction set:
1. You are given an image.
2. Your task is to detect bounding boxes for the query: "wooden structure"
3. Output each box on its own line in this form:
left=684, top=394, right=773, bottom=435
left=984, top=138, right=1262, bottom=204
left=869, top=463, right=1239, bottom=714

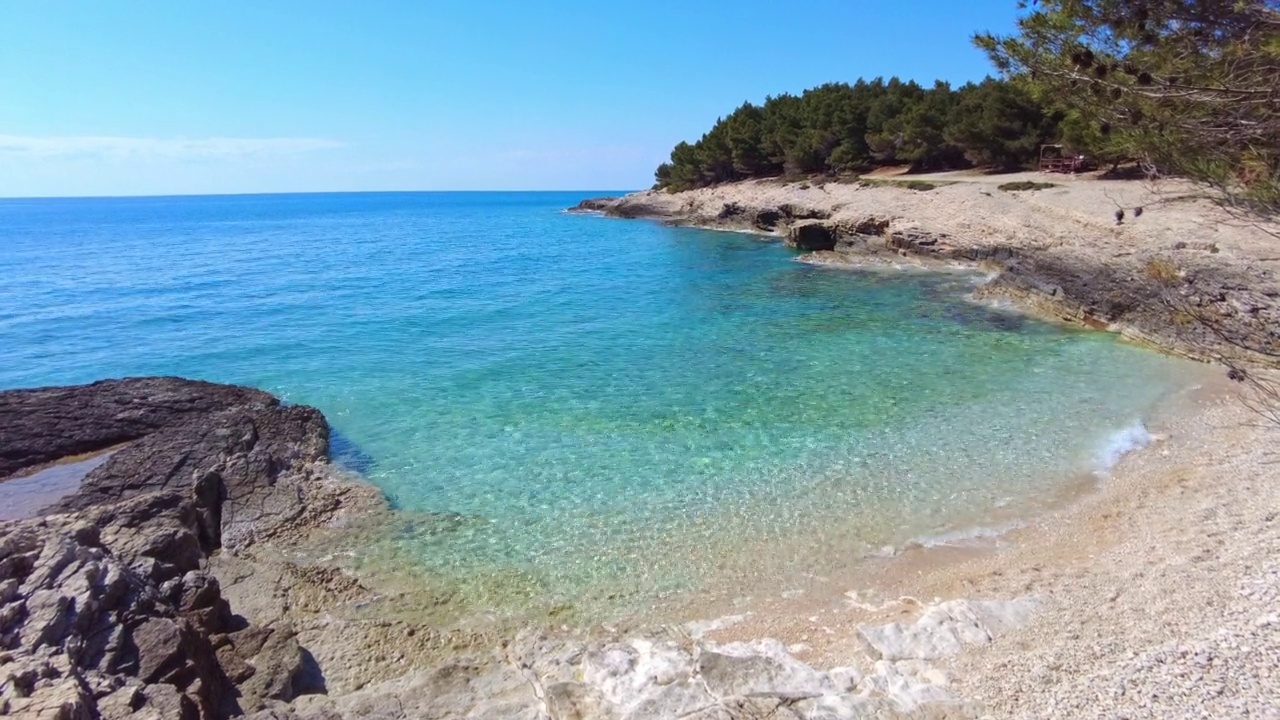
left=1039, top=144, right=1087, bottom=173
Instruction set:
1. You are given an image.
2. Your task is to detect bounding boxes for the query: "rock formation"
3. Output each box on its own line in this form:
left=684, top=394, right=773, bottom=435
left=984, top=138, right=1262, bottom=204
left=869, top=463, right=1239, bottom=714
left=237, top=595, right=1037, bottom=720
left=0, top=378, right=370, bottom=719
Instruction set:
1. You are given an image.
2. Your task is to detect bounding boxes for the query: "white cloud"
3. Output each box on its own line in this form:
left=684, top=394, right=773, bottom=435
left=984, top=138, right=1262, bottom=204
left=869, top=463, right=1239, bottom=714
left=0, top=135, right=344, bottom=160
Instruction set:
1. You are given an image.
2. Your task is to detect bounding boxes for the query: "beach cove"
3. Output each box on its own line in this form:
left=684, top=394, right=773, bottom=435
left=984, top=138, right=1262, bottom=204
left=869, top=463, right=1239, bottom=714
left=2, top=179, right=1278, bottom=718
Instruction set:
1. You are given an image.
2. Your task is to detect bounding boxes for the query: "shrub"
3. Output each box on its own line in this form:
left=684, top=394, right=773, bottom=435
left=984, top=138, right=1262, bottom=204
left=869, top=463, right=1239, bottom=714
left=1143, top=257, right=1182, bottom=286
left=899, top=180, right=938, bottom=191
left=861, top=179, right=940, bottom=191
left=998, top=181, right=1058, bottom=192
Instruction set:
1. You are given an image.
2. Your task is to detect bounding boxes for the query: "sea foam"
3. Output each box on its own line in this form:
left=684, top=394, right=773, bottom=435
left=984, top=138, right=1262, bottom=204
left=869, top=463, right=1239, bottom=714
left=1094, top=421, right=1153, bottom=475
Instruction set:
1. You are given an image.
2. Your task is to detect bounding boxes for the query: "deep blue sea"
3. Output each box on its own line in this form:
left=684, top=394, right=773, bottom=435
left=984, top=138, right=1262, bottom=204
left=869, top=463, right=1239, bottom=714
left=0, top=191, right=1202, bottom=620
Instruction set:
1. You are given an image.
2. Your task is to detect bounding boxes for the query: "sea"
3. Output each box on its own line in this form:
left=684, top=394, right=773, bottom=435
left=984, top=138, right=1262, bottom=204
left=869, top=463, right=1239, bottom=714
left=0, top=191, right=1204, bottom=623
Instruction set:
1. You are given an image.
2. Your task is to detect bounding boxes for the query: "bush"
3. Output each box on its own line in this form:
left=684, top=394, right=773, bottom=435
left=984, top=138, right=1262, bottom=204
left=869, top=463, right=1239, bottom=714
left=862, top=179, right=941, bottom=191
left=998, top=181, right=1057, bottom=192
left=1143, top=257, right=1182, bottom=286
left=899, top=180, right=938, bottom=191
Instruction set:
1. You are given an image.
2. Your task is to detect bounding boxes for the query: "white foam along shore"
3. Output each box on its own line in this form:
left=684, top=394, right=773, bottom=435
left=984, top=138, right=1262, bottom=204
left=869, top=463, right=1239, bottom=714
left=1093, top=420, right=1154, bottom=474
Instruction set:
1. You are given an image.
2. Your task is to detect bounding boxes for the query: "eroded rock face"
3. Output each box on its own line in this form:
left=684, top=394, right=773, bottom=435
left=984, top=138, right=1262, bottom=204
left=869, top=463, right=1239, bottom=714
left=0, top=497, right=307, bottom=719
left=45, top=402, right=328, bottom=552
left=0, top=378, right=346, bottom=719
left=786, top=220, right=839, bottom=251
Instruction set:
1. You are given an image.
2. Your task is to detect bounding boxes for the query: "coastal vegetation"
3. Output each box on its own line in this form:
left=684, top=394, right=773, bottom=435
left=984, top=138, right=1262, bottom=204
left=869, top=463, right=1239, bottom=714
left=860, top=178, right=943, bottom=191
left=981, top=0, right=1279, bottom=420
left=654, top=77, right=1063, bottom=190
left=657, top=0, right=1278, bottom=213
left=978, top=0, right=1280, bottom=217
left=998, top=181, right=1058, bottom=191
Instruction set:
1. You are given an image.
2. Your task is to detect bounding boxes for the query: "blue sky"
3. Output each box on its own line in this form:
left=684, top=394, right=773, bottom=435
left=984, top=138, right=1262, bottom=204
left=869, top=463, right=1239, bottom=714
left=0, top=1, right=1018, bottom=196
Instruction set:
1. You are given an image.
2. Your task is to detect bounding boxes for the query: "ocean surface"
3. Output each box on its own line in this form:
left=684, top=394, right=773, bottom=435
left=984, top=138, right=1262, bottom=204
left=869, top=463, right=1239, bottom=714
left=0, top=191, right=1202, bottom=622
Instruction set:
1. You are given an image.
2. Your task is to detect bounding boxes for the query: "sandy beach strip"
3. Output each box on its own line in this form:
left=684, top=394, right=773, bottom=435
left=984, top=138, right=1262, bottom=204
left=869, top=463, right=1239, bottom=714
left=686, top=368, right=1280, bottom=717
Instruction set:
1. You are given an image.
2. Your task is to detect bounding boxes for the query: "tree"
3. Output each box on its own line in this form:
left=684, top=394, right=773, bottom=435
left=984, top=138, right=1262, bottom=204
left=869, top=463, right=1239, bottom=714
left=976, top=0, right=1280, bottom=214
left=946, top=78, right=1061, bottom=170
left=652, top=76, right=1064, bottom=190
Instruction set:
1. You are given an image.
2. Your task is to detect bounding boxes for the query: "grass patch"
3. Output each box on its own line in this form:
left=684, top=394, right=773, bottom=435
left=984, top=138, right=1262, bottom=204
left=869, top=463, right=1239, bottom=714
left=998, top=181, right=1058, bottom=192
left=1144, top=257, right=1182, bottom=286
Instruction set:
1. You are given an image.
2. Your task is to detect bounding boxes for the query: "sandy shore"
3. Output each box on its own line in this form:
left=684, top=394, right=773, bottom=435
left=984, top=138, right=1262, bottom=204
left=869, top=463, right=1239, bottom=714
left=527, top=174, right=1280, bottom=717
left=685, top=370, right=1280, bottom=717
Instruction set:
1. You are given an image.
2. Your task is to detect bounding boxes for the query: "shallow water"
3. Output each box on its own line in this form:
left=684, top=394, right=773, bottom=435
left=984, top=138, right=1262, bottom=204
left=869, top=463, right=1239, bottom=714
left=0, top=191, right=1205, bottom=621
left=0, top=452, right=115, bottom=521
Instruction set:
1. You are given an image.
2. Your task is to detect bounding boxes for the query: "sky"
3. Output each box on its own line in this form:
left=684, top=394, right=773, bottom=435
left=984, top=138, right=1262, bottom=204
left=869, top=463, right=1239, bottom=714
left=0, top=1, right=1020, bottom=197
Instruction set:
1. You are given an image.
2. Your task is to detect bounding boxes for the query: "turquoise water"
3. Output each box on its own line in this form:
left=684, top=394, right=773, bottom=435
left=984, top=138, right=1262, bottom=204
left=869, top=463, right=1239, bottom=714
left=0, top=192, right=1199, bottom=619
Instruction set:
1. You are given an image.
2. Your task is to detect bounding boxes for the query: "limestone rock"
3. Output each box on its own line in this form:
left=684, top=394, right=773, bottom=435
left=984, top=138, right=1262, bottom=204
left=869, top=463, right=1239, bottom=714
left=44, top=401, right=328, bottom=552
left=568, top=197, right=622, bottom=214
left=0, top=378, right=368, bottom=719
left=696, top=639, right=836, bottom=699
left=787, top=220, right=840, bottom=251
left=858, top=598, right=1038, bottom=661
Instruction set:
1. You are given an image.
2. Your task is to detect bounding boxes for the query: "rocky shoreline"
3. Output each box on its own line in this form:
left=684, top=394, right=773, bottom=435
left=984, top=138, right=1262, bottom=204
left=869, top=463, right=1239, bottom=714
left=0, top=378, right=389, bottom=718
left=573, top=174, right=1280, bottom=368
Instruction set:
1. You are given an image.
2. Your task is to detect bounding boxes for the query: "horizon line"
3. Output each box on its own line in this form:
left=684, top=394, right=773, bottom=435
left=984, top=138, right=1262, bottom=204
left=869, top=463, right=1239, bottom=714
left=0, top=188, right=643, bottom=201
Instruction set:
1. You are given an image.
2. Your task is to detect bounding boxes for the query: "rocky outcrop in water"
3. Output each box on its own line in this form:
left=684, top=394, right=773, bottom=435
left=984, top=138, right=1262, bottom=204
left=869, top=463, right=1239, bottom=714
left=0, top=378, right=275, bottom=479
left=0, top=378, right=370, bottom=719
left=785, top=220, right=839, bottom=251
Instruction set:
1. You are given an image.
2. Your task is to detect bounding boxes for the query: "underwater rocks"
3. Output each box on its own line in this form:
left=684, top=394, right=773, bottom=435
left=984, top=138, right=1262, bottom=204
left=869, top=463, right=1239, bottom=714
left=0, top=378, right=368, bottom=719
left=243, top=595, right=1038, bottom=720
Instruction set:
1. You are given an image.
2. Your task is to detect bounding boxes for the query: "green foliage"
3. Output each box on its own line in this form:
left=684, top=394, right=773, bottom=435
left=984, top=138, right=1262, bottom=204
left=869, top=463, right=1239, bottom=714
left=946, top=79, right=1062, bottom=169
left=654, top=77, right=1065, bottom=190
left=863, top=179, right=941, bottom=191
left=976, top=0, right=1280, bottom=216
left=899, top=180, right=939, bottom=191
left=998, top=181, right=1058, bottom=191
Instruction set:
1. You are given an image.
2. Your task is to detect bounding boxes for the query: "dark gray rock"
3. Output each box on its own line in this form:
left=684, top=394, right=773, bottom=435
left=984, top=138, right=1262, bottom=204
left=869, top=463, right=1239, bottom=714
left=0, top=378, right=341, bottom=719
left=0, top=377, right=275, bottom=479
left=45, top=402, right=328, bottom=551
left=568, top=197, right=621, bottom=214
